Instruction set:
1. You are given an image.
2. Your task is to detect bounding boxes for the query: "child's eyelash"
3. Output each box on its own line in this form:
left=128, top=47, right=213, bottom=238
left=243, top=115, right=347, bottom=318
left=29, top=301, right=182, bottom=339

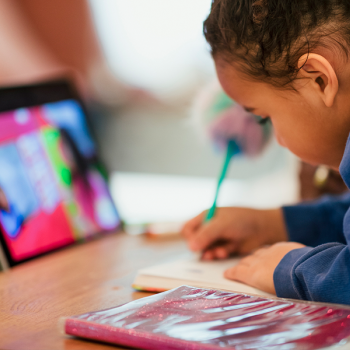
left=257, top=117, right=271, bottom=125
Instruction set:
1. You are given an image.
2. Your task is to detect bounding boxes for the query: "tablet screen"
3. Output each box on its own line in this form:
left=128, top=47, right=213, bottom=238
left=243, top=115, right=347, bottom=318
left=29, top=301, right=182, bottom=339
left=0, top=95, right=120, bottom=265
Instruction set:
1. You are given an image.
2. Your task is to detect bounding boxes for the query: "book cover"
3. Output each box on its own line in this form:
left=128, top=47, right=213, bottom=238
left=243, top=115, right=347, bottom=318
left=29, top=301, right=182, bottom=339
left=64, top=285, right=350, bottom=350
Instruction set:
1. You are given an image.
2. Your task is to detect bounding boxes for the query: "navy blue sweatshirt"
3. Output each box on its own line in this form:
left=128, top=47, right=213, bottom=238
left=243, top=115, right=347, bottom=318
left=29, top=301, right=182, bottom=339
left=274, top=137, right=350, bottom=305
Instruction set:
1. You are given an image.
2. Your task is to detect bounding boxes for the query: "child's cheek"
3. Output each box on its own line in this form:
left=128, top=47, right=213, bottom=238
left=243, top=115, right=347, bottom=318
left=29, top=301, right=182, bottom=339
left=275, top=133, right=286, bottom=147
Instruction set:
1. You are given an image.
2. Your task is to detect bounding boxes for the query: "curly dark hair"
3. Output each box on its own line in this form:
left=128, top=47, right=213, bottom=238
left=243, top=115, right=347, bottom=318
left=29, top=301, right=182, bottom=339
left=204, top=0, right=350, bottom=87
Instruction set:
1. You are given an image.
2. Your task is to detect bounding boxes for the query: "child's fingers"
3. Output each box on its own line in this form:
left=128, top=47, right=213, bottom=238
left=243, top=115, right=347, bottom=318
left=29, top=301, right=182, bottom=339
left=202, top=250, right=215, bottom=260
left=202, top=242, right=237, bottom=260
left=213, top=246, right=228, bottom=259
left=212, top=242, right=237, bottom=259
left=181, top=212, right=205, bottom=238
left=188, top=220, right=222, bottom=252
left=224, top=262, right=250, bottom=283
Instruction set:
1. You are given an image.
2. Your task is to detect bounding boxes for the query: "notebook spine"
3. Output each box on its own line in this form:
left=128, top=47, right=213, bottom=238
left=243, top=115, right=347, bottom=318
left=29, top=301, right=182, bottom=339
left=64, top=318, right=223, bottom=350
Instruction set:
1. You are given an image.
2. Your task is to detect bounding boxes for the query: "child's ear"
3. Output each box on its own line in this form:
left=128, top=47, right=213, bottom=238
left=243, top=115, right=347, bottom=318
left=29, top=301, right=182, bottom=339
left=297, top=53, right=338, bottom=107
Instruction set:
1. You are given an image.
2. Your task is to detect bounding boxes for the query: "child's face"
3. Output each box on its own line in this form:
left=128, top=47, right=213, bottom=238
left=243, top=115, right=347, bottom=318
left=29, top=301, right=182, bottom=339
left=215, top=58, right=350, bottom=169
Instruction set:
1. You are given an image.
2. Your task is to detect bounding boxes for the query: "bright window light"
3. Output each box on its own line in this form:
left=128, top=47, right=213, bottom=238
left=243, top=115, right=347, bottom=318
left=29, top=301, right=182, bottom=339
left=89, top=0, right=214, bottom=98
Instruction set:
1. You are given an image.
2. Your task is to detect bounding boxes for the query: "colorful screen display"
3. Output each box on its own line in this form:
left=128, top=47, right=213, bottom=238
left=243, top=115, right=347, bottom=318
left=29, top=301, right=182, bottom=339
left=0, top=99, right=120, bottom=263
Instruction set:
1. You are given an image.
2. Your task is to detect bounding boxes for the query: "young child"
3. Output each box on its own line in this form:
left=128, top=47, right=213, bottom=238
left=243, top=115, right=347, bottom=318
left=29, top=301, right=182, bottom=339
left=182, top=0, right=350, bottom=305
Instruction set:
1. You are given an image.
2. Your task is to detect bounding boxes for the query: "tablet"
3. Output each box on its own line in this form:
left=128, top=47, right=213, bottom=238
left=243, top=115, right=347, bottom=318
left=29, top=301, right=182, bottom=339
left=0, top=80, right=121, bottom=269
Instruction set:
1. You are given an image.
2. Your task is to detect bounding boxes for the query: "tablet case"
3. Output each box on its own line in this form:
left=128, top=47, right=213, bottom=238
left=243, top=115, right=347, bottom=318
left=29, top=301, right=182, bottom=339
left=64, top=285, right=350, bottom=350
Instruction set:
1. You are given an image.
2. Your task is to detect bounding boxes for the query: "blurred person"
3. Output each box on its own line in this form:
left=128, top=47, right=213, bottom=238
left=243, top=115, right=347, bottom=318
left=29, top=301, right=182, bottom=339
left=0, top=0, right=149, bottom=105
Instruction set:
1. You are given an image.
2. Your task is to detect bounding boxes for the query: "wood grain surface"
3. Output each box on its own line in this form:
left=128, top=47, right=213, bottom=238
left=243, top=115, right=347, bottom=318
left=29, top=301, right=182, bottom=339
left=0, top=232, right=186, bottom=350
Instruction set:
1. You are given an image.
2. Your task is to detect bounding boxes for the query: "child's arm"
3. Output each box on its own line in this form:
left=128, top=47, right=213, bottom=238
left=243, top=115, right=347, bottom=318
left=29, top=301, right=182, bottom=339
left=223, top=193, right=350, bottom=303
left=182, top=192, right=350, bottom=260
left=273, top=242, right=350, bottom=303
left=224, top=241, right=350, bottom=305
left=282, top=192, right=350, bottom=247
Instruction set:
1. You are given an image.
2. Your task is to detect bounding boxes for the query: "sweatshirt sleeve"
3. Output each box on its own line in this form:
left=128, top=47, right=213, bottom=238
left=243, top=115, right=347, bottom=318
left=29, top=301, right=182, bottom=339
left=282, top=192, right=350, bottom=246
left=274, top=243, right=350, bottom=305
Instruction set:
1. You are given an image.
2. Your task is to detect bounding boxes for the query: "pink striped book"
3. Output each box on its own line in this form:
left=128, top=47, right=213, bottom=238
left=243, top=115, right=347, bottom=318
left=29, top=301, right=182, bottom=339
left=63, top=285, right=350, bottom=350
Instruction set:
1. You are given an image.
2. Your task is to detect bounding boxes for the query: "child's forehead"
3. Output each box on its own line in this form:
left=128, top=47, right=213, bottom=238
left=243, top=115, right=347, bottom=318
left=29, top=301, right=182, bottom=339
left=215, top=58, right=266, bottom=93
left=214, top=57, right=245, bottom=82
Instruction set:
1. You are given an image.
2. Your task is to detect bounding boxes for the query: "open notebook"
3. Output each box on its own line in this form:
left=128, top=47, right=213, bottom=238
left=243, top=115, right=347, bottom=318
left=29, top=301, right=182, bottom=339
left=132, top=255, right=273, bottom=297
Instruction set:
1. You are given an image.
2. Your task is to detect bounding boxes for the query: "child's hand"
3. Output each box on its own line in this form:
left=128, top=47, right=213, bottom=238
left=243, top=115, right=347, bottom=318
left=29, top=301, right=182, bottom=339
left=224, top=242, right=306, bottom=294
left=181, top=207, right=288, bottom=259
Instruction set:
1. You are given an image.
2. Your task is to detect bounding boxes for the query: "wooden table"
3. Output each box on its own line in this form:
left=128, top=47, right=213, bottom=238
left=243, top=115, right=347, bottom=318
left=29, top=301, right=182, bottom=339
left=0, top=232, right=187, bottom=350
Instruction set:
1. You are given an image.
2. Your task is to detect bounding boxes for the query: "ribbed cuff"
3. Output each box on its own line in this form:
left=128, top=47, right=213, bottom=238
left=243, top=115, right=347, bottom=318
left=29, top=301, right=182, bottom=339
left=273, top=247, right=313, bottom=300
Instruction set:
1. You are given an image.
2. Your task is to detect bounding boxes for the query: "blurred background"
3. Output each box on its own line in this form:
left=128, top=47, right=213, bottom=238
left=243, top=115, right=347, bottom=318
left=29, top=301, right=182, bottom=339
left=2, top=0, right=344, bottom=228
left=88, top=0, right=299, bottom=225
left=88, top=0, right=291, bottom=177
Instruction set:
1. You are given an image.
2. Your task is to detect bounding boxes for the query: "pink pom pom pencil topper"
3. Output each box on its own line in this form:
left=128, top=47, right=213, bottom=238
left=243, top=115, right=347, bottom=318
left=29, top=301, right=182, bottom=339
left=192, top=79, right=272, bottom=156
